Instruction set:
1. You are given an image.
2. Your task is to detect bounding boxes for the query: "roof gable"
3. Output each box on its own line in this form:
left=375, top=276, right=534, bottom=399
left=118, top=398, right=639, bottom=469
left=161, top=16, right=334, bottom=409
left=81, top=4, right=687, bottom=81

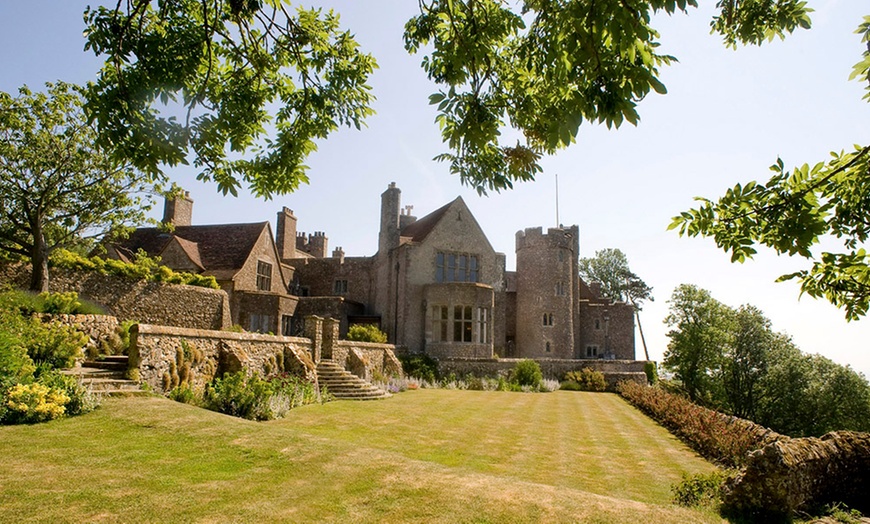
left=159, top=236, right=205, bottom=271
left=400, top=197, right=495, bottom=253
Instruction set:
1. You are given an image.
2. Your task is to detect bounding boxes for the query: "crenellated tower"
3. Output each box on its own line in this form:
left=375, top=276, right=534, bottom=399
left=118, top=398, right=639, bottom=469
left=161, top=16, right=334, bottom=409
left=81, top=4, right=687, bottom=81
left=515, top=225, right=580, bottom=359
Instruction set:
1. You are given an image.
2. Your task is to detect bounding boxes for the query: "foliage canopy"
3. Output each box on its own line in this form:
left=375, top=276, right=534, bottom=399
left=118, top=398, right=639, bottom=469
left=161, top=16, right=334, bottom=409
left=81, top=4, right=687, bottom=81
left=0, top=82, right=151, bottom=291
left=81, top=0, right=812, bottom=195
left=671, top=15, right=870, bottom=320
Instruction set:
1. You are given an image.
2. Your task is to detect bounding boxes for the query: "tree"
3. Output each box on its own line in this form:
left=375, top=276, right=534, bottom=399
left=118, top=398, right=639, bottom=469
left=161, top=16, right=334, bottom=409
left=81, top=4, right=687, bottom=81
left=721, top=304, right=773, bottom=419
left=0, top=82, right=150, bottom=292
left=578, top=248, right=653, bottom=359
left=662, top=284, right=734, bottom=404
left=670, top=15, right=870, bottom=320
left=662, top=284, right=870, bottom=436
left=755, top=340, right=870, bottom=437
left=81, top=1, right=812, bottom=196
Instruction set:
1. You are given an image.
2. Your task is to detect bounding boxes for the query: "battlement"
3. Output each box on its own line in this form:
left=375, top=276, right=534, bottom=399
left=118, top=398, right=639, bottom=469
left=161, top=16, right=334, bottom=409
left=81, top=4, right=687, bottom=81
left=516, top=225, right=579, bottom=252
left=296, top=231, right=329, bottom=258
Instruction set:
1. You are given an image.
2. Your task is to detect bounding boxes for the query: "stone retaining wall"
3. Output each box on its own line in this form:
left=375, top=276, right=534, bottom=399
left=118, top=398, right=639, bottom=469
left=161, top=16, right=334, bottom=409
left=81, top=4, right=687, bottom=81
left=320, top=318, right=403, bottom=380
left=724, top=431, right=870, bottom=515
left=41, top=314, right=120, bottom=360
left=436, top=358, right=648, bottom=390
left=1, top=264, right=230, bottom=330
left=130, top=324, right=315, bottom=394
left=333, top=340, right=403, bottom=381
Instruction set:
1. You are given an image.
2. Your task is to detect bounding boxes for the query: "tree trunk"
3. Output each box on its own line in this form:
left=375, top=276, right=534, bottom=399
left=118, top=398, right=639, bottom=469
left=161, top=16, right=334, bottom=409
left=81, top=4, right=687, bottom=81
left=29, top=226, right=49, bottom=293
left=635, top=307, right=650, bottom=361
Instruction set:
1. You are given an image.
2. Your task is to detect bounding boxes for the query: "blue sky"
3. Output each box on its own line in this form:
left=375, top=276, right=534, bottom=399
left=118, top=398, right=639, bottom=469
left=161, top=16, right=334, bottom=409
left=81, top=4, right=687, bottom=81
left=2, top=1, right=869, bottom=376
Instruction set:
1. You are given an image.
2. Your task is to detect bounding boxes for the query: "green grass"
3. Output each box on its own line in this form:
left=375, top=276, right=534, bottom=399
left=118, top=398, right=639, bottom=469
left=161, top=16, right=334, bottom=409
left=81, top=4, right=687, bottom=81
left=0, top=390, right=723, bottom=523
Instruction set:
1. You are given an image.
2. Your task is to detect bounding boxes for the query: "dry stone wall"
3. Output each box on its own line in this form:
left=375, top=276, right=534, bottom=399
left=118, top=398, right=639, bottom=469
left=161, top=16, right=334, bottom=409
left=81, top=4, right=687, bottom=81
left=131, top=324, right=315, bottom=394
left=724, top=431, right=870, bottom=515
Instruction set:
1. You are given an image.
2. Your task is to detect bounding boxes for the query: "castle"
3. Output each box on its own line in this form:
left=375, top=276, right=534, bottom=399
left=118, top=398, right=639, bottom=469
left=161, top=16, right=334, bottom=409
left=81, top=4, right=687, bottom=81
left=110, top=183, right=635, bottom=361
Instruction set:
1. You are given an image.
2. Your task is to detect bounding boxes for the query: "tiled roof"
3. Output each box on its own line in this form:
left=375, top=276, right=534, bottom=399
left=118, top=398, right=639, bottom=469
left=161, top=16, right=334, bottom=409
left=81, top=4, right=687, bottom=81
left=399, top=198, right=457, bottom=242
left=114, top=222, right=268, bottom=273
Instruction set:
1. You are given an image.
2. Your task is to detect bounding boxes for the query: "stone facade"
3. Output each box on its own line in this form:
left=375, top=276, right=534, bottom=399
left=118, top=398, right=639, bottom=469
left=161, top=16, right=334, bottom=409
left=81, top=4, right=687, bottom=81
left=107, top=196, right=298, bottom=335
left=285, top=183, right=637, bottom=363
left=42, top=184, right=637, bottom=365
left=130, top=316, right=403, bottom=394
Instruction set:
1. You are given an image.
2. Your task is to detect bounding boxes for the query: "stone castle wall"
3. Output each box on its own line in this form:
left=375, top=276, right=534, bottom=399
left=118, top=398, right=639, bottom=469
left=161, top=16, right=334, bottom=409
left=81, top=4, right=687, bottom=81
left=130, top=324, right=316, bottom=394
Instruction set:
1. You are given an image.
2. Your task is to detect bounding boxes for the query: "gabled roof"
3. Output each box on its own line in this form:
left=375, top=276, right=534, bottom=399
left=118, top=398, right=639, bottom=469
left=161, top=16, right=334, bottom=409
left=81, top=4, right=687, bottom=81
left=399, top=198, right=457, bottom=242
left=114, top=222, right=269, bottom=274
left=161, top=235, right=205, bottom=271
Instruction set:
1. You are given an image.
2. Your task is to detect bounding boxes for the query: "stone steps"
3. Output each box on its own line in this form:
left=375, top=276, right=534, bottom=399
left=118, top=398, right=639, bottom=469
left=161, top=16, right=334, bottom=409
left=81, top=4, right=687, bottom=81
left=316, top=360, right=390, bottom=400
left=62, top=355, right=147, bottom=397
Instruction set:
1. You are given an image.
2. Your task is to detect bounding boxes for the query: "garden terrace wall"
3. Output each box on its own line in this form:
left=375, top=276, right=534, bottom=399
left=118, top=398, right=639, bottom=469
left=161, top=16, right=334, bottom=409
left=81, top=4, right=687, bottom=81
left=331, top=341, right=403, bottom=381
left=436, top=358, right=648, bottom=390
left=1, top=264, right=231, bottom=330
left=320, top=318, right=403, bottom=380
left=131, top=324, right=315, bottom=394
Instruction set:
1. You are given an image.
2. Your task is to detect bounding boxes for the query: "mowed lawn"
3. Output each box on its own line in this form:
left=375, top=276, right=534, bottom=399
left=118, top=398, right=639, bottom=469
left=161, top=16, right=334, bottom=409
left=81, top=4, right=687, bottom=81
left=0, top=390, right=722, bottom=523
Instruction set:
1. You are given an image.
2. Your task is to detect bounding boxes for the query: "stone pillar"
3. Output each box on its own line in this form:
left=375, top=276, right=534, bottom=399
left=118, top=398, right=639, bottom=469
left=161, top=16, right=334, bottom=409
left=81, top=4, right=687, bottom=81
left=304, top=315, right=323, bottom=363
left=322, top=317, right=340, bottom=360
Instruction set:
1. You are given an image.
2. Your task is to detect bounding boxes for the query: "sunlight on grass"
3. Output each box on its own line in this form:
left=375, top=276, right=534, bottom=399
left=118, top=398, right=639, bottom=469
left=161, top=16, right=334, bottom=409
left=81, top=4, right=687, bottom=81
left=0, top=390, right=723, bottom=523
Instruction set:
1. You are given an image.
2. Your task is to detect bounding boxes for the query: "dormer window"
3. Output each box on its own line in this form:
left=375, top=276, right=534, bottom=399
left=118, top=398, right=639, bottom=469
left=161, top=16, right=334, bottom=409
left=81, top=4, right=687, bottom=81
left=256, top=260, right=272, bottom=291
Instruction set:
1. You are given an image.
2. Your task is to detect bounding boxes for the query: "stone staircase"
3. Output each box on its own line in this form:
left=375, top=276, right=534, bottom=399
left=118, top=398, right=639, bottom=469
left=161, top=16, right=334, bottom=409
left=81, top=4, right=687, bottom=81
left=62, top=355, right=145, bottom=396
left=316, top=359, right=390, bottom=400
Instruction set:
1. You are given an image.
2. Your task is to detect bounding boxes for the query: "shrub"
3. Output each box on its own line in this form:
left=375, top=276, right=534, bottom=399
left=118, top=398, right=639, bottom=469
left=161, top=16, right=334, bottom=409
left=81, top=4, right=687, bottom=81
left=2, top=382, right=69, bottom=424
left=400, top=353, right=439, bottom=383
left=346, top=324, right=388, bottom=343
left=512, top=359, right=542, bottom=388
left=49, top=248, right=220, bottom=289
left=0, top=329, right=35, bottom=390
left=201, top=371, right=323, bottom=421
left=617, top=380, right=783, bottom=467
left=0, top=290, right=102, bottom=315
left=564, top=368, right=607, bottom=391
left=36, top=370, right=99, bottom=417
left=24, top=318, right=87, bottom=369
left=672, top=471, right=732, bottom=507
left=168, top=384, right=198, bottom=404
left=204, top=371, right=272, bottom=420
left=644, top=361, right=658, bottom=385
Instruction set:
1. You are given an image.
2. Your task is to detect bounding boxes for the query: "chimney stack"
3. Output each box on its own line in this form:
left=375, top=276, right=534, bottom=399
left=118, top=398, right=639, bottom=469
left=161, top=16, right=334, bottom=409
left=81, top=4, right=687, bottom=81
left=163, top=191, right=193, bottom=227
left=276, top=207, right=297, bottom=260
